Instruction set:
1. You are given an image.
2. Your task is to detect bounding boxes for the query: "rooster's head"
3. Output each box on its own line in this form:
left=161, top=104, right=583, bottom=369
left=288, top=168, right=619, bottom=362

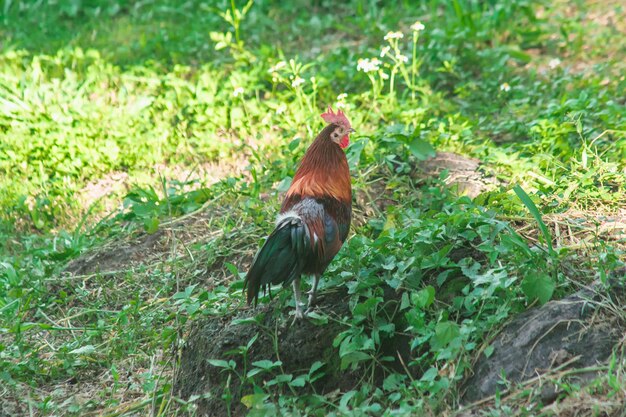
left=321, top=106, right=354, bottom=149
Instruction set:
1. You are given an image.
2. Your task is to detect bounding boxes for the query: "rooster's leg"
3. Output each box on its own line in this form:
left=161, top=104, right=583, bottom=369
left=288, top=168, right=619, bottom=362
left=307, top=274, right=320, bottom=308
left=292, top=278, right=305, bottom=320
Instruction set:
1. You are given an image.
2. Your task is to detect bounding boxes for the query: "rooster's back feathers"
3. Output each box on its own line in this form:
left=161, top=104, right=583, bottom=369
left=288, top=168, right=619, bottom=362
left=244, top=198, right=346, bottom=305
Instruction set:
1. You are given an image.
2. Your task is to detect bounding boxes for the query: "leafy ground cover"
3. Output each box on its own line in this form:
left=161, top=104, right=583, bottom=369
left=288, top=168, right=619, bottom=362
left=0, top=0, right=625, bottom=415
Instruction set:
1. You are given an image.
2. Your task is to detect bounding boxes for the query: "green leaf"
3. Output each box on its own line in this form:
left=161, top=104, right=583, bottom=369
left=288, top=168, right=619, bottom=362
left=224, top=262, right=240, bottom=278
left=347, top=138, right=367, bottom=170
left=144, top=216, right=159, bottom=234
left=207, top=359, right=231, bottom=369
left=430, top=321, right=460, bottom=350
left=383, top=373, right=405, bottom=391
left=521, top=272, right=555, bottom=305
left=288, top=137, right=301, bottom=151
left=69, top=345, right=96, bottom=355
left=353, top=297, right=382, bottom=316
left=400, top=292, right=411, bottom=310
left=340, top=390, right=358, bottom=408
left=306, top=310, right=328, bottom=324
left=340, top=351, right=370, bottom=370
left=308, top=361, right=324, bottom=377
left=407, top=137, right=436, bottom=160
left=484, top=345, right=495, bottom=358
left=275, top=176, right=292, bottom=193
left=246, top=368, right=262, bottom=378
left=503, top=46, right=532, bottom=63
left=290, top=376, right=306, bottom=387
left=241, top=394, right=266, bottom=409
left=420, top=367, right=439, bottom=382
left=267, top=373, right=292, bottom=386
left=411, top=286, right=435, bottom=309
left=232, top=316, right=261, bottom=326
left=513, top=185, right=554, bottom=257
left=246, top=333, right=259, bottom=349
left=251, top=360, right=281, bottom=370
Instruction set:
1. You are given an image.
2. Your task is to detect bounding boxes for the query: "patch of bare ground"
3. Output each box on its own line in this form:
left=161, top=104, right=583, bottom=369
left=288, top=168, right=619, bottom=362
left=77, top=157, right=250, bottom=223
left=79, top=171, right=130, bottom=214
left=417, top=152, right=500, bottom=198
left=64, top=203, right=255, bottom=288
left=512, top=207, right=626, bottom=256
left=152, top=157, right=251, bottom=188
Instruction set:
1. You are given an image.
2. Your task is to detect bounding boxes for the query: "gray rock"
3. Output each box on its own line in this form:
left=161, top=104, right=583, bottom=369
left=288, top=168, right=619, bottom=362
left=462, top=285, right=623, bottom=403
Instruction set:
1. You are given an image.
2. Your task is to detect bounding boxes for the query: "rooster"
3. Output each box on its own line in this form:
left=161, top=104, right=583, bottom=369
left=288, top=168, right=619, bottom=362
left=243, top=107, right=353, bottom=319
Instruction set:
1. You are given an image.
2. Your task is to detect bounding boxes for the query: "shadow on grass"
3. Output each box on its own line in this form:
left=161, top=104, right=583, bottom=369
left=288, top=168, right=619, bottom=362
left=0, top=0, right=400, bottom=68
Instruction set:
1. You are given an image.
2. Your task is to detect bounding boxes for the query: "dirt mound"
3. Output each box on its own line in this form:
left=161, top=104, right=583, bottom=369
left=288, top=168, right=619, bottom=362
left=176, top=288, right=412, bottom=416
left=64, top=205, right=231, bottom=277
left=65, top=228, right=168, bottom=275
left=178, top=280, right=625, bottom=416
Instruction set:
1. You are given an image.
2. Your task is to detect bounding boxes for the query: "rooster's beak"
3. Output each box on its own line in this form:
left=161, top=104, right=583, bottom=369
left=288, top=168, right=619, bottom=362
left=349, top=128, right=356, bottom=133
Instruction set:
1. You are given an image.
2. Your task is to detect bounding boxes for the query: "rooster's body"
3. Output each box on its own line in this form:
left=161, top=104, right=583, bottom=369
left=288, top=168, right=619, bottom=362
left=244, top=108, right=353, bottom=319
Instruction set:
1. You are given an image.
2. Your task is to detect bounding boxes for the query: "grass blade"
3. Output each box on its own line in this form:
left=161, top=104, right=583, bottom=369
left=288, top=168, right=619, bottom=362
left=513, top=185, right=555, bottom=257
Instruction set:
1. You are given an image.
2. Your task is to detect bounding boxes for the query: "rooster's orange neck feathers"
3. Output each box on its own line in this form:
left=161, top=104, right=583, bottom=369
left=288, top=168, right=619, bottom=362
left=284, top=124, right=351, bottom=206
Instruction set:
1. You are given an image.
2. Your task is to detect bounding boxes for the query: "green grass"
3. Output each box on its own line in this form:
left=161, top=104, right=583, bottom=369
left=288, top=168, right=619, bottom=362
left=1, top=0, right=625, bottom=415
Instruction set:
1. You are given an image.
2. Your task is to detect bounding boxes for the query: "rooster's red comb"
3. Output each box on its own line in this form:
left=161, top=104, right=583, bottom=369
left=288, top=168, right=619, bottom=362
left=321, top=106, right=351, bottom=129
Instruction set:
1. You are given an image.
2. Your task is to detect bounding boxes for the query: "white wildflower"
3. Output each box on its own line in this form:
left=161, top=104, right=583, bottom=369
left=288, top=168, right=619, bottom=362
left=357, top=58, right=382, bottom=73
left=276, top=104, right=287, bottom=115
left=269, top=61, right=286, bottom=73
left=411, top=21, right=425, bottom=32
left=380, top=72, right=389, bottom=80
left=499, top=82, right=511, bottom=92
left=380, top=46, right=391, bottom=57
left=384, top=31, right=404, bottom=41
left=233, top=86, right=244, bottom=97
left=291, top=77, right=305, bottom=87
left=396, top=53, right=409, bottom=63
left=336, top=93, right=347, bottom=109
left=548, top=58, right=561, bottom=69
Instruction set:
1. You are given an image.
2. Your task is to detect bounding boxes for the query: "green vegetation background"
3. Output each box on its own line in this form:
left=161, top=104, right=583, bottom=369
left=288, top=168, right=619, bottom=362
left=0, top=0, right=624, bottom=415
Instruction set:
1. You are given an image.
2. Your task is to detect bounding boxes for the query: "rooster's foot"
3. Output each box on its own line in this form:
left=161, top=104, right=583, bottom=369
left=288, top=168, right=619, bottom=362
left=307, top=292, right=317, bottom=308
left=304, top=306, right=319, bottom=315
left=291, top=307, right=306, bottom=325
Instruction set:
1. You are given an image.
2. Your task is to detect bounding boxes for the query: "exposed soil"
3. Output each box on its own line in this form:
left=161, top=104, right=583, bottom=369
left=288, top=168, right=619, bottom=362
left=416, top=152, right=500, bottom=198
left=64, top=204, right=233, bottom=278
left=65, top=228, right=168, bottom=275
left=79, top=171, right=130, bottom=213
left=77, top=158, right=249, bottom=223
left=176, top=287, right=414, bottom=417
